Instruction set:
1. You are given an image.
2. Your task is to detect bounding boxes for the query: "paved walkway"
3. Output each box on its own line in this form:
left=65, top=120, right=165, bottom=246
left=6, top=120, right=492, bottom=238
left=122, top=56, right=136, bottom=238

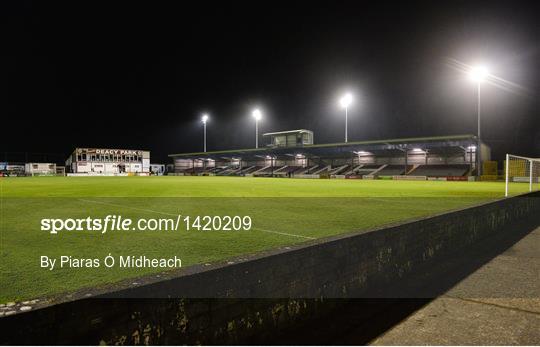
left=371, top=227, right=540, bottom=345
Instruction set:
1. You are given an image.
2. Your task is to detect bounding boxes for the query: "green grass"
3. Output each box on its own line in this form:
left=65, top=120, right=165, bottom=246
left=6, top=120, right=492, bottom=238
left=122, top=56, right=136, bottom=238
left=0, top=176, right=524, bottom=303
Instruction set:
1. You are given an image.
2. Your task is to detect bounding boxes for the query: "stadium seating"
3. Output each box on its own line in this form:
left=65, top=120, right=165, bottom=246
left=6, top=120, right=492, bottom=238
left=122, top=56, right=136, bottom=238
left=270, top=166, right=303, bottom=176
left=217, top=167, right=241, bottom=176
left=313, top=165, right=331, bottom=174
left=376, top=165, right=412, bottom=176
left=208, top=166, right=229, bottom=174
left=252, top=166, right=288, bottom=176
left=408, top=164, right=470, bottom=177
left=297, top=165, right=319, bottom=174
left=330, top=164, right=350, bottom=175
left=355, top=164, right=384, bottom=176
left=239, top=166, right=261, bottom=174
left=278, top=166, right=302, bottom=174
left=176, top=163, right=470, bottom=179
left=344, top=165, right=363, bottom=175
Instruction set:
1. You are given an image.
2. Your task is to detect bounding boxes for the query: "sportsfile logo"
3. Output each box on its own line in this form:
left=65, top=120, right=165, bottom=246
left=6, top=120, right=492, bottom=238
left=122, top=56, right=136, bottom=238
left=40, top=215, right=181, bottom=234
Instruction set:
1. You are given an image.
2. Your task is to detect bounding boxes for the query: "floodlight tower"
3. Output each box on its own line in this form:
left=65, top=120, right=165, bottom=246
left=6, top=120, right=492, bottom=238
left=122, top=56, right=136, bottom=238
left=201, top=114, right=209, bottom=152
left=339, top=93, right=353, bottom=143
left=468, top=66, right=489, bottom=176
left=252, top=109, right=262, bottom=148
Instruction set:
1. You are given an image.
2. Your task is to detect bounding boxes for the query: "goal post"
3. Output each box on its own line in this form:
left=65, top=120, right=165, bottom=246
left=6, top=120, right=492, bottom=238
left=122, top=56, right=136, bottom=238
left=505, top=154, right=540, bottom=197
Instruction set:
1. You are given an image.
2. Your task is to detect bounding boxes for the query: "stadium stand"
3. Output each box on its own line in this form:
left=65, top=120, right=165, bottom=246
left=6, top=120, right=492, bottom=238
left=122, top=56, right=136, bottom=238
left=278, top=166, right=302, bottom=174
left=355, top=164, right=384, bottom=176
left=408, top=164, right=470, bottom=177
left=376, top=165, right=412, bottom=176
left=298, top=165, right=319, bottom=174
left=313, top=165, right=331, bottom=174
left=170, top=135, right=486, bottom=179
left=239, top=166, right=260, bottom=174
left=253, top=166, right=289, bottom=176
left=216, top=167, right=240, bottom=176
left=344, top=165, right=364, bottom=175
left=329, top=164, right=350, bottom=175
left=273, top=166, right=303, bottom=176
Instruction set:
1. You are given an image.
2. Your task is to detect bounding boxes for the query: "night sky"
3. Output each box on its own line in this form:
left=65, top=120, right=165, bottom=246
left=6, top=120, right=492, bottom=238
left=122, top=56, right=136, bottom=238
left=1, top=0, right=538, bottom=164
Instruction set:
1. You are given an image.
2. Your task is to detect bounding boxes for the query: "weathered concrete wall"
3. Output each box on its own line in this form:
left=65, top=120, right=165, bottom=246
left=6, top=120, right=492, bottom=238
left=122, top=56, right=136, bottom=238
left=1, top=192, right=539, bottom=345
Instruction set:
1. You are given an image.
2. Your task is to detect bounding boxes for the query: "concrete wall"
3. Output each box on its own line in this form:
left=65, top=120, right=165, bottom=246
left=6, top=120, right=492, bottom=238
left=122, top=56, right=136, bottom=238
left=1, top=192, right=539, bottom=344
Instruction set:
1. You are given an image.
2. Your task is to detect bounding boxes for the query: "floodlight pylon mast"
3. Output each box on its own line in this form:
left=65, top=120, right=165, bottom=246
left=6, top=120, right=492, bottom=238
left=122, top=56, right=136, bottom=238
left=255, top=118, right=259, bottom=149
left=477, top=82, right=481, bottom=176
left=345, top=106, right=348, bottom=143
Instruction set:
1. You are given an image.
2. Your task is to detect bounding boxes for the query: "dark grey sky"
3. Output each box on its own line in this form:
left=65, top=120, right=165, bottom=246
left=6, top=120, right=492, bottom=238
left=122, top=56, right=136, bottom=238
left=1, top=0, right=538, bottom=163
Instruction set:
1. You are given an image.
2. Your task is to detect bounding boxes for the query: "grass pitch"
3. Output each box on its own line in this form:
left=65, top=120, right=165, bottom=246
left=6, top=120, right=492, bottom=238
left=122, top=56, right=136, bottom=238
left=0, top=176, right=523, bottom=303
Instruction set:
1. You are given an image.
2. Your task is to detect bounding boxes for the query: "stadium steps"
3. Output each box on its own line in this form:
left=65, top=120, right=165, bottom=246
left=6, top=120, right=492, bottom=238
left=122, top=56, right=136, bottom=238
left=368, top=164, right=387, bottom=175
left=354, top=165, right=385, bottom=177
left=216, top=167, right=236, bottom=176
left=212, top=166, right=229, bottom=174
left=267, top=166, right=288, bottom=175
left=238, top=165, right=256, bottom=174
left=313, top=165, right=331, bottom=174
left=306, top=165, right=319, bottom=174
left=252, top=165, right=271, bottom=175
left=406, top=164, right=420, bottom=175
left=408, top=164, right=470, bottom=177
left=344, top=165, right=364, bottom=175
left=298, top=165, right=318, bottom=174
left=330, top=164, right=349, bottom=175
left=376, top=165, right=413, bottom=176
left=274, top=166, right=302, bottom=176
left=273, top=165, right=288, bottom=173
left=227, top=167, right=242, bottom=176
left=244, top=166, right=262, bottom=174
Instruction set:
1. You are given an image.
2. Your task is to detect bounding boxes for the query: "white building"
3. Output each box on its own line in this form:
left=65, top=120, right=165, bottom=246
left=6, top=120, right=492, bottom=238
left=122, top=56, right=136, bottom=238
left=150, top=164, right=165, bottom=175
left=65, top=148, right=150, bottom=175
left=0, top=163, right=25, bottom=176
left=25, top=163, right=56, bottom=176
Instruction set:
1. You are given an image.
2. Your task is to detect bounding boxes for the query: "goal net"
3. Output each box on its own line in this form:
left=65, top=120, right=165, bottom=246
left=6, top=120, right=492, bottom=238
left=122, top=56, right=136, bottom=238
left=505, top=154, right=540, bottom=197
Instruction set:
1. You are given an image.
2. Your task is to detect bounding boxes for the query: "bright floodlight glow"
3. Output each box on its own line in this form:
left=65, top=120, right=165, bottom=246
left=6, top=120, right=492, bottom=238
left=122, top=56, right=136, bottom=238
left=252, top=109, right=262, bottom=121
left=412, top=148, right=424, bottom=152
left=469, top=66, right=489, bottom=83
left=339, top=93, right=353, bottom=108
left=201, top=114, right=209, bottom=123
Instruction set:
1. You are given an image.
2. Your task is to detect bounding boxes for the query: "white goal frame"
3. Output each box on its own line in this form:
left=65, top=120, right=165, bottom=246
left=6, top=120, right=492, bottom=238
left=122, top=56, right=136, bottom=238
left=505, top=154, right=540, bottom=197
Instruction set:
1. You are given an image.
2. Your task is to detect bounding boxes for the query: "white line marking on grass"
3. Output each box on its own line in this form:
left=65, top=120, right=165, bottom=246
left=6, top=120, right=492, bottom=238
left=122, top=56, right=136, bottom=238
left=77, top=199, right=178, bottom=216
left=254, top=228, right=315, bottom=240
left=79, top=199, right=315, bottom=240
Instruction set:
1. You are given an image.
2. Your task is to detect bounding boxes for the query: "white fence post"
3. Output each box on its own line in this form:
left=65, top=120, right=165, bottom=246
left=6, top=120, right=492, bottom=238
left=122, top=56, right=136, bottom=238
left=530, top=159, right=534, bottom=192
left=505, top=154, right=509, bottom=197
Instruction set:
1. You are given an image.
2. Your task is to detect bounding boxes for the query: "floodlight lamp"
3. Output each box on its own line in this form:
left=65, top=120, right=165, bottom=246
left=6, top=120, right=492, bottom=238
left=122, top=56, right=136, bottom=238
left=252, top=109, right=262, bottom=121
left=339, top=93, right=353, bottom=108
left=201, top=114, right=209, bottom=123
left=469, top=66, right=489, bottom=83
